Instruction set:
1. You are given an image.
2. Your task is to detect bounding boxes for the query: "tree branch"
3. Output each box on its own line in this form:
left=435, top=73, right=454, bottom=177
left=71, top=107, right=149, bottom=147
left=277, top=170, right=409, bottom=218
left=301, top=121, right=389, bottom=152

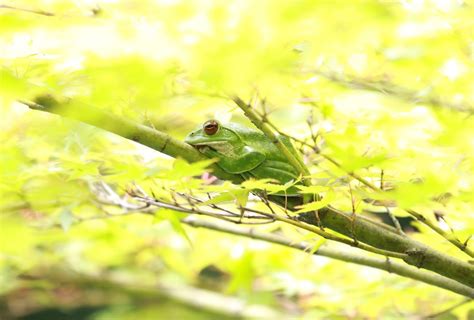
left=20, top=269, right=284, bottom=318
left=183, top=216, right=474, bottom=299
left=19, top=99, right=241, bottom=183
left=129, top=189, right=409, bottom=260
left=21, top=98, right=474, bottom=288
left=259, top=111, right=474, bottom=258
left=227, top=97, right=474, bottom=286
left=27, top=190, right=473, bottom=299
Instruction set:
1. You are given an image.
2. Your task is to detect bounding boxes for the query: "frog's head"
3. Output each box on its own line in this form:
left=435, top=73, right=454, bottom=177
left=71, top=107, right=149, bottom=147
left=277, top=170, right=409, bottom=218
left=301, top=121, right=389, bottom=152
left=185, top=120, right=242, bottom=155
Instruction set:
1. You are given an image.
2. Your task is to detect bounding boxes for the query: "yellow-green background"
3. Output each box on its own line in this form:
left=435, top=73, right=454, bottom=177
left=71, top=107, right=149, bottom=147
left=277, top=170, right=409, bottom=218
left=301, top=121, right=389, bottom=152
left=1, top=0, right=474, bottom=318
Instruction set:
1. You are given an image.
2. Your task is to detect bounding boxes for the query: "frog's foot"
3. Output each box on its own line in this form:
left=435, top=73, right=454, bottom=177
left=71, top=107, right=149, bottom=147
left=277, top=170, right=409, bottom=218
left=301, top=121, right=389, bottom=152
left=201, top=172, right=219, bottom=185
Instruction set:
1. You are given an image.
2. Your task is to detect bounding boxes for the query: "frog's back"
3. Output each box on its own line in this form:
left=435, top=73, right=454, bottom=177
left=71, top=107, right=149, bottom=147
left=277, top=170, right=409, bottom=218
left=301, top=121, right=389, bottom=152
left=227, top=123, right=300, bottom=162
left=227, top=123, right=302, bottom=187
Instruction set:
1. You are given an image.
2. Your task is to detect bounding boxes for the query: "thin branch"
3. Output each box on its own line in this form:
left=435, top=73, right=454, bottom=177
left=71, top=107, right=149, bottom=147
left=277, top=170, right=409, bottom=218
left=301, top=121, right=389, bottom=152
left=183, top=216, right=474, bottom=299
left=425, top=298, right=473, bottom=318
left=311, top=69, right=474, bottom=114
left=46, top=208, right=474, bottom=298
left=406, top=209, right=473, bottom=257
left=300, top=206, right=474, bottom=287
left=386, top=207, right=405, bottom=236
left=0, top=4, right=55, bottom=16
left=130, top=193, right=264, bottom=225
left=129, top=188, right=408, bottom=260
left=256, top=204, right=408, bottom=259
left=98, top=181, right=409, bottom=259
left=46, top=183, right=474, bottom=298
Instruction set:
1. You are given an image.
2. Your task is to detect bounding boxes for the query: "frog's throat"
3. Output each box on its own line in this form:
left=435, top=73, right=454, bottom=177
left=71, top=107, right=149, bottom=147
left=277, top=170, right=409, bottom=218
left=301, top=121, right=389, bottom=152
left=194, top=141, right=236, bottom=157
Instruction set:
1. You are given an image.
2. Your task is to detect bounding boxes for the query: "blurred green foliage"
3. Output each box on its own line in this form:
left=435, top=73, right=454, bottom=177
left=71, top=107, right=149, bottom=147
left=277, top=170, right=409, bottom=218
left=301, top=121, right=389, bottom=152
left=1, top=0, right=474, bottom=318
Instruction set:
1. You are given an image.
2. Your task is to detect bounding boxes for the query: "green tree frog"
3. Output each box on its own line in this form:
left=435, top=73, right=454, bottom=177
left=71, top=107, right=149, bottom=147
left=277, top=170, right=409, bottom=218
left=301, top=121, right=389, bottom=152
left=185, top=120, right=301, bottom=188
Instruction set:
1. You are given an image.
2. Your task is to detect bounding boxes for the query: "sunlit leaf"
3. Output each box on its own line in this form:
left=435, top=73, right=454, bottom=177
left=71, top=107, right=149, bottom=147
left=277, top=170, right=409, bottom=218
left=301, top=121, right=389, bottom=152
left=241, top=179, right=289, bottom=194
left=294, top=191, right=335, bottom=213
left=154, top=158, right=217, bottom=180
left=156, top=209, right=193, bottom=248
left=0, top=68, right=28, bottom=102
left=295, top=185, right=329, bottom=194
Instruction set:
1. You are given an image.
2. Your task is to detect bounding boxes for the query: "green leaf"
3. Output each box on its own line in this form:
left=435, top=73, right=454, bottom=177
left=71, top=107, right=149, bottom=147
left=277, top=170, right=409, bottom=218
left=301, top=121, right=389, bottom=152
left=309, top=237, right=327, bottom=254
left=199, top=181, right=240, bottom=193
left=154, top=209, right=193, bottom=247
left=203, top=192, right=236, bottom=205
left=241, top=178, right=289, bottom=194
left=294, top=191, right=335, bottom=214
left=389, top=174, right=451, bottom=208
left=231, top=189, right=250, bottom=208
left=154, top=158, right=217, bottom=180
left=295, top=185, right=329, bottom=194
left=0, top=68, right=28, bottom=101
left=167, top=212, right=193, bottom=248
left=204, top=189, right=249, bottom=208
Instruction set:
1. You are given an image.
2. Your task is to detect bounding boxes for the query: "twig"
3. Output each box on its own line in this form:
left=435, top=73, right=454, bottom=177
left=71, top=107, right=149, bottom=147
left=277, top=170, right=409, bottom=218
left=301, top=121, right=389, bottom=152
left=46, top=183, right=474, bottom=298
left=425, top=298, right=473, bottom=318
left=122, top=184, right=407, bottom=259
left=311, top=69, right=474, bottom=114
left=131, top=193, right=268, bottom=225
left=406, top=209, right=473, bottom=258
left=385, top=208, right=404, bottom=236
left=141, top=190, right=408, bottom=258
left=0, top=4, right=55, bottom=16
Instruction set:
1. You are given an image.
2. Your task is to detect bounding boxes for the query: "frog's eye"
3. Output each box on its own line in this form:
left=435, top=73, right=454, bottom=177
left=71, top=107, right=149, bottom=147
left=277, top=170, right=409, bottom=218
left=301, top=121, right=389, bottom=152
left=203, top=120, right=219, bottom=135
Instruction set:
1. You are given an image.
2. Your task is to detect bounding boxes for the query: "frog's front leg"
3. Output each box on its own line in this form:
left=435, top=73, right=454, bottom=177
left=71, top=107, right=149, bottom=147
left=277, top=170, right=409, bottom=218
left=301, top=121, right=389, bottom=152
left=250, top=160, right=299, bottom=183
left=204, top=146, right=265, bottom=174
